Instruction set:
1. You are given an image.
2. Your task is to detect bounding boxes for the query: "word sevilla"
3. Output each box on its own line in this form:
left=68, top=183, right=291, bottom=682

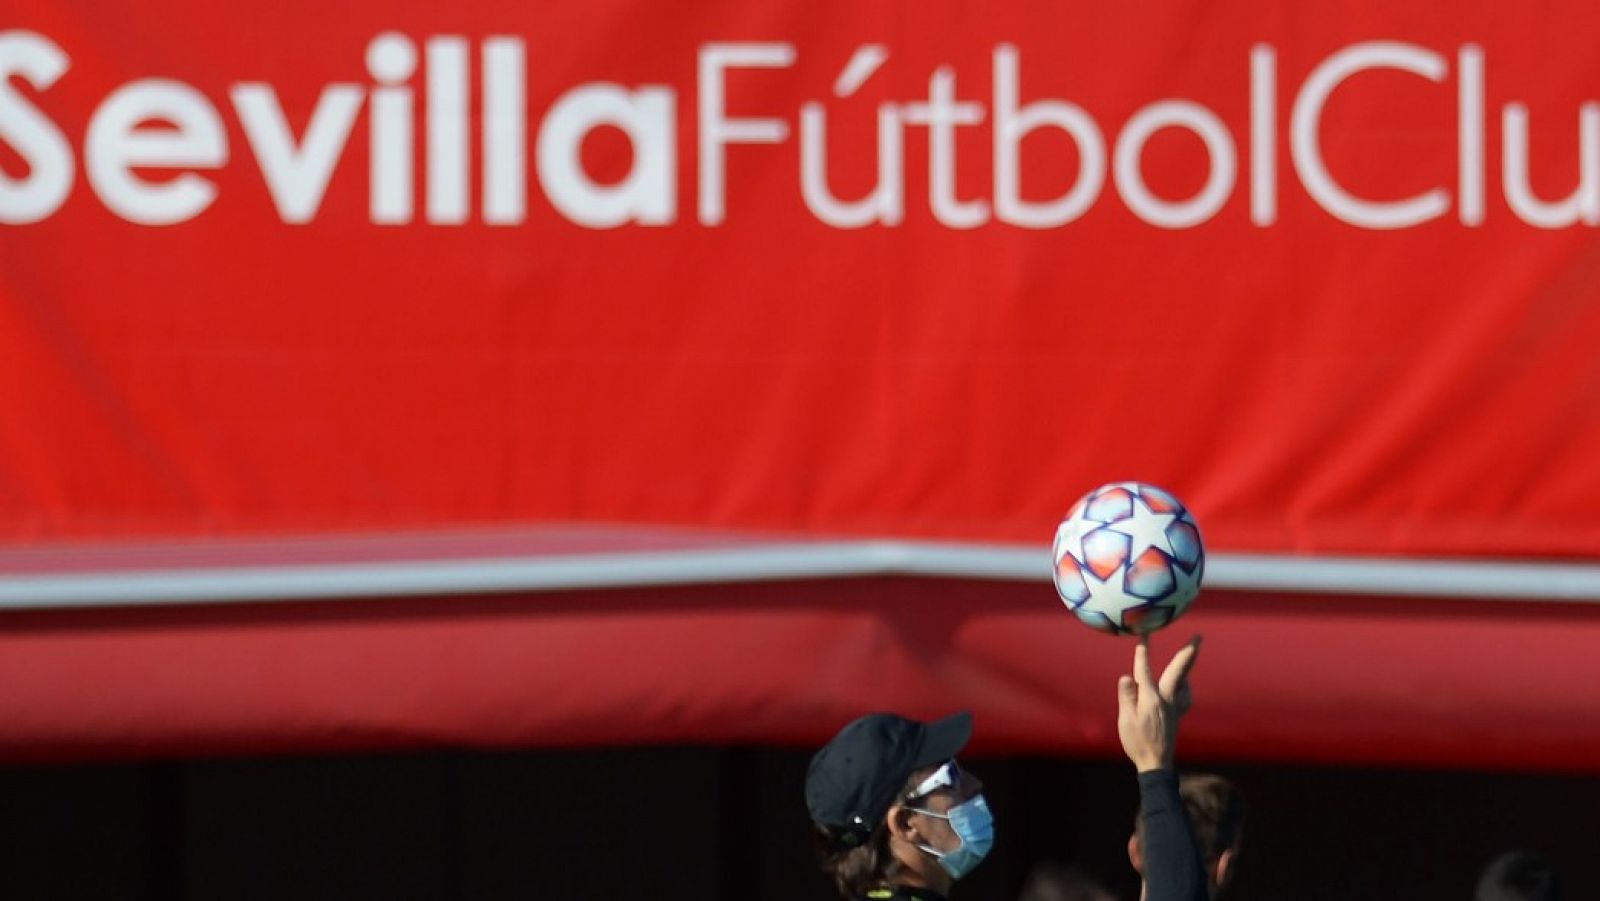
left=1, top=30, right=1596, bottom=229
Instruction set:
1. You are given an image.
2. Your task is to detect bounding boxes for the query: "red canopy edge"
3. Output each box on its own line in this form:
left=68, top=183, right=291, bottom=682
left=5, top=526, right=1600, bottom=608
left=0, top=577, right=1595, bottom=771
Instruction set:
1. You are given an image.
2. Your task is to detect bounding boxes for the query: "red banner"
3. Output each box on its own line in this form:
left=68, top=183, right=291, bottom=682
left=4, top=1, right=1600, bottom=559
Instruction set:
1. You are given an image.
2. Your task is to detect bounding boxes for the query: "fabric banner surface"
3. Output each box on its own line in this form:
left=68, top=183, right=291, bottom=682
left=4, top=1, right=1600, bottom=558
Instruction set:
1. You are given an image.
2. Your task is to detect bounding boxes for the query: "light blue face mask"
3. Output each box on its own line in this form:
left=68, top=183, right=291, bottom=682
left=908, top=793, right=995, bottom=880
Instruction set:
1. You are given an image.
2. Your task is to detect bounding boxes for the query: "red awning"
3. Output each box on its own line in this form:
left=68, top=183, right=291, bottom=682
left=2, top=532, right=1596, bottom=770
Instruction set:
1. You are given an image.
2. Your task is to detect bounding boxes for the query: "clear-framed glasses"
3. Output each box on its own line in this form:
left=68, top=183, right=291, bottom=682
left=906, top=759, right=962, bottom=801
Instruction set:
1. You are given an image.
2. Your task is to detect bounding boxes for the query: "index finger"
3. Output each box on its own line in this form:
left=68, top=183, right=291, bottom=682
left=1157, top=634, right=1203, bottom=699
left=1133, top=634, right=1156, bottom=692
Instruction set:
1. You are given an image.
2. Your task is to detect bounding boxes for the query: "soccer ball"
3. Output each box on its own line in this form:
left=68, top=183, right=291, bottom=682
left=1051, top=481, right=1204, bottom=636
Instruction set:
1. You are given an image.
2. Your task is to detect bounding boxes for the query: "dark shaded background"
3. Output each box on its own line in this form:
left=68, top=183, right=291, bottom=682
left=2, top=747, right=1595, bottom=900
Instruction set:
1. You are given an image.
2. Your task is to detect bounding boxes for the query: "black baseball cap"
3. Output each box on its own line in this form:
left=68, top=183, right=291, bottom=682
left=805, top=711, right=973, bottom=847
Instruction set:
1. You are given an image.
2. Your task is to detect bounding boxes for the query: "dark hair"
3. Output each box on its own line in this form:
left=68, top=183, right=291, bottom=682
left=1476, top=851, right=1564, bottom=901
left=1176, top=773, right=1244, bottom=862
left=812, top=820, right=903, bottom=899
left=1017, top=862, right=1116, bottom=901
left=812, top=766, right=930, bottom=898
left=1133, top=772, right=1244, bottom=865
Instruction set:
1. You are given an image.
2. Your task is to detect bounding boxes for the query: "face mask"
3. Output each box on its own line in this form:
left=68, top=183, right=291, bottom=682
left=908, top=794, right=995, bottom=880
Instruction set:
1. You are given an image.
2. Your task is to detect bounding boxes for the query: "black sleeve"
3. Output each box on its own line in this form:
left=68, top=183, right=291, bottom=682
left=1137, top=769, right=1208, bottom=901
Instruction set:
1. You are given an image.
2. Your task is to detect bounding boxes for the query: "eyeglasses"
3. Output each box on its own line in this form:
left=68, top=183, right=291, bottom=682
left=906, top=759, right=962, bottom=801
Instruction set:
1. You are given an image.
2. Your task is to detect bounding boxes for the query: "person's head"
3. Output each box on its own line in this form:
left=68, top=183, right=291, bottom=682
left=1128, top=773, right=1243, bottom=899
left=1476, top=851, right=1563, bottom=901
left=806, top=711, right=992, bottom=898
left=1016, top=862, right=1117, bottom=901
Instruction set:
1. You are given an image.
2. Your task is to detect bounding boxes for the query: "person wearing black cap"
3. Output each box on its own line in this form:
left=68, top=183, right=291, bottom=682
left=806, top=635, right=1205, bottom=901
left=805, top=708, right=985, bottom=901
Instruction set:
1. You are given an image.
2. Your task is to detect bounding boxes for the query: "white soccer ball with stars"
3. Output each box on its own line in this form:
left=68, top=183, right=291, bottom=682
left=1051, top=481, right=1204, bottom=636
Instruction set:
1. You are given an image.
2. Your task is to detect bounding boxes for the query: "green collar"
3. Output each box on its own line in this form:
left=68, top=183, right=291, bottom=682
left=859, top=887, right=948, bottom=901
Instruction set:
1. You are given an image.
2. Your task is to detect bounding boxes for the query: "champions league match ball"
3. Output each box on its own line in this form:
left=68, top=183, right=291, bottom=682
left=1051, top=481, right=1205, bottom=636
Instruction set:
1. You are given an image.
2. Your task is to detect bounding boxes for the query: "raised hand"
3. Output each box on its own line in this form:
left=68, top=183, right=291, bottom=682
left=1116, top=634, right=1202, bottom=772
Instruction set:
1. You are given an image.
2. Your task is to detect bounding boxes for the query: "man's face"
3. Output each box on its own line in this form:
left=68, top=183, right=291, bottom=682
left=899, top=760, right=984, bottom=854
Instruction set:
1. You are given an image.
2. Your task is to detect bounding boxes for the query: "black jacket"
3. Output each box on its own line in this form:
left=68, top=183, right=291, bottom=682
left=1138, top=769, right=1209, bottom=901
